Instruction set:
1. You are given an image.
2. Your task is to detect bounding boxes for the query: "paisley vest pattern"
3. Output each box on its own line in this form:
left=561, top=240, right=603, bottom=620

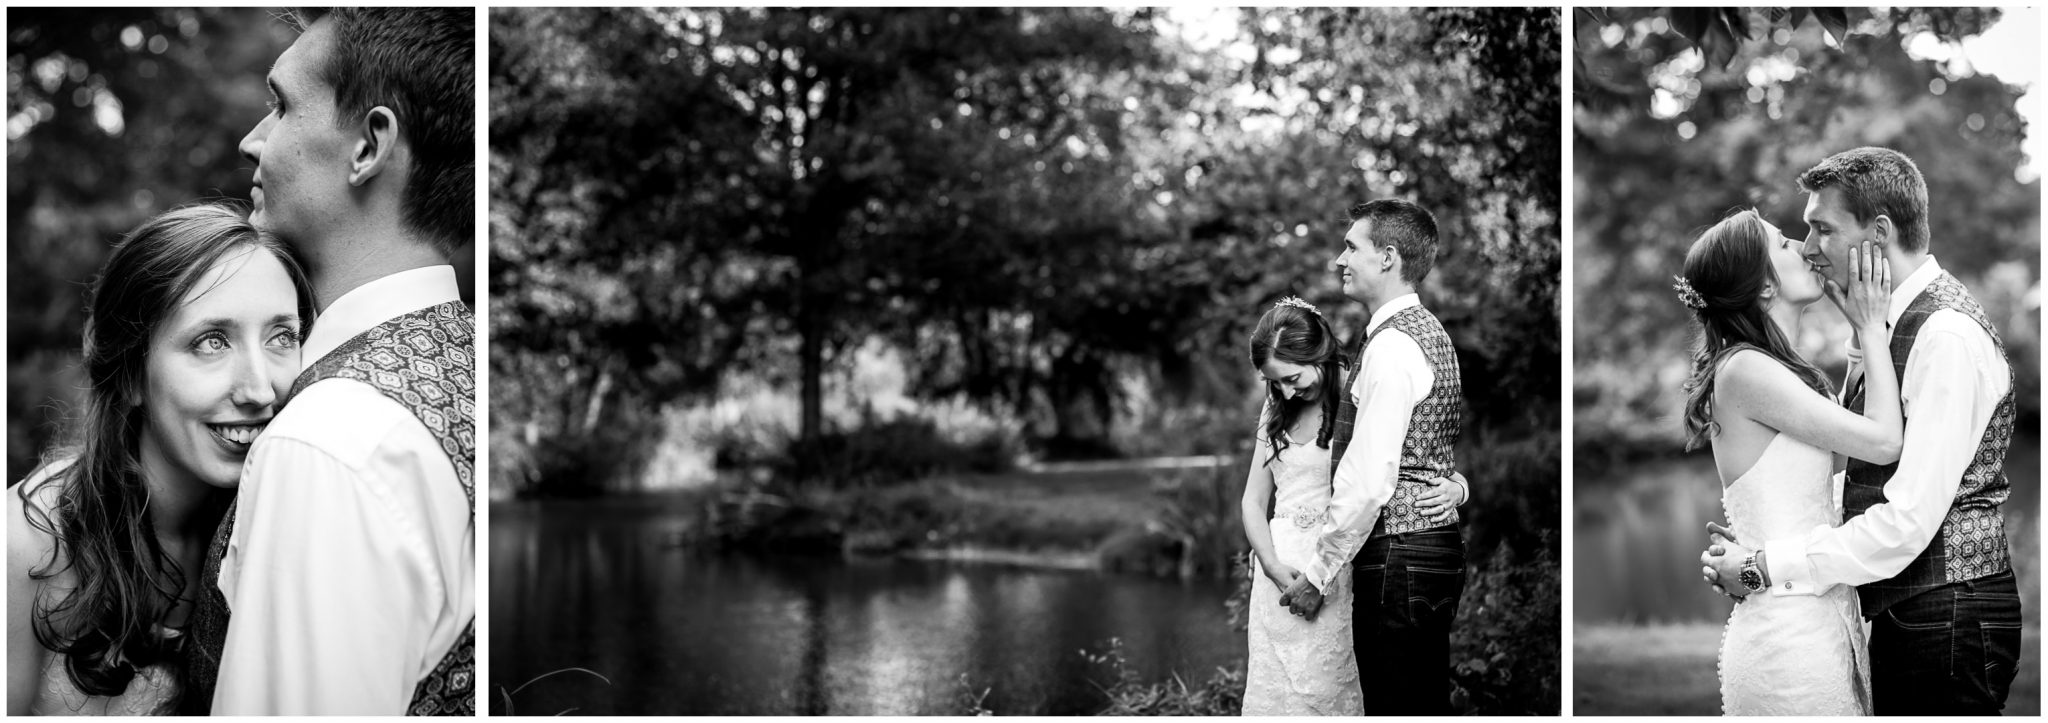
left=184, top=301, right=476, bottom=715
left=1329, top=304, right=1464, bottom=539
left=1843, top=272, right=2014, bottom=615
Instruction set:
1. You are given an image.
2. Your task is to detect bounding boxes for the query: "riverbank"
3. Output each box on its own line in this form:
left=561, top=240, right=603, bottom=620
left=702, top=460, right=1240, bottom=576
left=1574, top=621, right=2042, bottom=715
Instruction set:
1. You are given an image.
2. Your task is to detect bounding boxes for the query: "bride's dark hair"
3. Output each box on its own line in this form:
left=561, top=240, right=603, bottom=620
left=1678, top=209, right=1830, bottom=451
left=1247, top=301, right=1345, bottom=464
left=19, top=203, right=313, bottom=696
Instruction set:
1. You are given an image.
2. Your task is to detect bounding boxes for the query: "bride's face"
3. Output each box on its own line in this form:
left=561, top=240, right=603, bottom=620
left=1259, top=359, right=1325, bottom=404
left=1762, top=219, right=1824, bottom=307
left=137, top=246, right=304, bottom=490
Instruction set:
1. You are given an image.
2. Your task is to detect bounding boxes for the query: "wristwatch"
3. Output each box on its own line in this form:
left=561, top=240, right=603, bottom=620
left=1738, top=553, right=1766, bottom=593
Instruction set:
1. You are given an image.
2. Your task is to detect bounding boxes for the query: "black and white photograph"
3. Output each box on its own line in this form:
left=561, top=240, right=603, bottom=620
left=1572, top=7, right=2039, bottom=716
left=490, top=6, right=1560, bottom=716
left=6, top=8, right=477, bottom=715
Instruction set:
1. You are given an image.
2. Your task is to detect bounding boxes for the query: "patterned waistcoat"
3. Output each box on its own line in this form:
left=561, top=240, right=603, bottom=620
left=184, top=301, right=476, bottom=715
left=1328, top=303, right=1464, bottom=539
left=1844, top=272, right=2015, bottom=615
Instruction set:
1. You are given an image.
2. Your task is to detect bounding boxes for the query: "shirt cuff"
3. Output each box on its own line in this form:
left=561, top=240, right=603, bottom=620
left=1763, top=530, right=1826, bottom=597
left=1304, top=561, right=1332, bottom=594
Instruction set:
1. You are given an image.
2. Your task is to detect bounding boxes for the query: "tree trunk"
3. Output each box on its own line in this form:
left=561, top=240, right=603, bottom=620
left=797, top=257, right=826, bottom=480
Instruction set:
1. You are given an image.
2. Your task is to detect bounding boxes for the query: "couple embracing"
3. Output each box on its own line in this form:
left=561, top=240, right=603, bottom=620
left=1239, top=199, right=1471, bottom=716
left=1689, top=147, right=2021, bottom=715
left=8, top=9, right=476, bottom=715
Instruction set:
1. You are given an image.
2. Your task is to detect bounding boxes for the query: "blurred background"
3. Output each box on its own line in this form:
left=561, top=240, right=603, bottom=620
left=490, top=7, right=1559, bottom=715
left=1573, top=7, right=2040, bottom=715
left=6, top=8, right=478, bottom=485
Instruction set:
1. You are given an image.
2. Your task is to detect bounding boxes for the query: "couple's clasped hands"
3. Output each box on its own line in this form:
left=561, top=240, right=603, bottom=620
left=1270, top=475, right=1464, bottom=620
left=1267, top=561, right=1326, bottom=620
left=1701, top=241, right=1893, bottom=599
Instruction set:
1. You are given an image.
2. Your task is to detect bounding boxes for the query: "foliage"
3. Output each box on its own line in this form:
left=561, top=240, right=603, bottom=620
left=1573, top=7, right=2039, bottom=461
left=1142, top=460, right=1246, bottom=579
left=1086, top=638, right=1246, bottom=716
left=777, top=408, right=1018, bottom=488
left=1450, top=543, right=1563, bottom=715
left=490, top=7, right=1563, bottom=495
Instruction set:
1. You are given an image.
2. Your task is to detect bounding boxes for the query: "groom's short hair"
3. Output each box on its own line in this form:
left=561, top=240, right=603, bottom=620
left=288, top=8, right=473, bottom=256
left=1796, top=147, right=1930, bottom=253
left=1347, top=199, right=1439, bottom=284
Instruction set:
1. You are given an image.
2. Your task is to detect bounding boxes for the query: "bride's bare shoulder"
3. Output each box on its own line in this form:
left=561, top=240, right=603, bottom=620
left=1713, top=349, right=1812, bottom=409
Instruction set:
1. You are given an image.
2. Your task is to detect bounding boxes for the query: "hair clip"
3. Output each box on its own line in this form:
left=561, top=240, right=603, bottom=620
left=1274, top=296, right=1320, bottom=315
left=1672, top=276, right=1707, bottom=311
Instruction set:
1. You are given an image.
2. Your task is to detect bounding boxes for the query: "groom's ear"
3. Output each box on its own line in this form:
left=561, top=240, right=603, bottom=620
left=1870, top=214, right=1894, bottom=246
left=346, top=106, right=403, bottom=187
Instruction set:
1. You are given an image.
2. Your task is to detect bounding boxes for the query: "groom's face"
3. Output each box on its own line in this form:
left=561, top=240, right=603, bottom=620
left=1333, top=219, right=1384, bottom=302
left=239, top=19, right=353, bottom=248
left=1800, top=187, right=1875, bottom=290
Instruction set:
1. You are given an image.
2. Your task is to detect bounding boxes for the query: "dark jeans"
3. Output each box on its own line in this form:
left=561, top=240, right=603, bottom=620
left=1352, top=526, right=1465, bottom=716
left=1870, top=570, right=2023, bottom=715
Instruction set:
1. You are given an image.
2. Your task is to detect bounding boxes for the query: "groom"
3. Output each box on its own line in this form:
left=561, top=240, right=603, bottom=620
left=1705, top=147, right=2020, bottom=714
left=1283, top=199, right=1470, bottom=715
left=182, top=8, right=476, bottom=715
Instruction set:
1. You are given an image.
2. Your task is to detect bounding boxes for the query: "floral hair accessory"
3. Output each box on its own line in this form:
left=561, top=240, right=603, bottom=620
left=1672, top=276, right=1707, bottom=310
left=1274, top=296, right=1320, bottom=315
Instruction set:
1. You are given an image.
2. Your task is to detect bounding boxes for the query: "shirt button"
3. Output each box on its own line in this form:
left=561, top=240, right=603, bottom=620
left=1783, top=582, right=1794, bottom=590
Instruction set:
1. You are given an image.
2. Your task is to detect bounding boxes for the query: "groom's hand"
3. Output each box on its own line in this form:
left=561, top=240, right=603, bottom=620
left=1700, top=523, right=1755, bottom=600
left=1282, top=577, right=1324, bottom=620
left=1290, top=585, right=1326, bottom=621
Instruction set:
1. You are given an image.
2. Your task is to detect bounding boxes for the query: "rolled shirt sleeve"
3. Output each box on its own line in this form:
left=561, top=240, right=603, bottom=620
left=1764, top=313, right=2008, bottom=596
left=1304, top=329, right=1431, bottom=593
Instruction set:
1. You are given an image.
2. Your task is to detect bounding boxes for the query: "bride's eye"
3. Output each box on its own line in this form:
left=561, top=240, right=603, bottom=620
left=192, top=331, right=230, bottom=355
left=267, top=327, right=302, bottom=349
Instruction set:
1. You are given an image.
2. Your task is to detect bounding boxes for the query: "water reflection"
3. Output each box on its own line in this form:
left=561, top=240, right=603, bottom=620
left=492, top=496, right=1245, bottom=715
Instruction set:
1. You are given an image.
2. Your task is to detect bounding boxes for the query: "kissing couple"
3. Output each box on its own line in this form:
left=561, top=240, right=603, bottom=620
left=1686, top=147, right=2021, bottom=715
left=8, top=8, right=477, bottom=715
left=1238, top=199, right=1472, bottom=715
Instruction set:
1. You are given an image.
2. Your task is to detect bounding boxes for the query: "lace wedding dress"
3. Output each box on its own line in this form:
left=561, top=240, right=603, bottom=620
left=1242, top=435, right=1363, bottom=715
left=1718, top=433, right=1872, bottom=716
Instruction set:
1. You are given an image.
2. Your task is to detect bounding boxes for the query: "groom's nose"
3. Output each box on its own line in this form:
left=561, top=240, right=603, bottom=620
left=238, top=116, right=269, bottom=165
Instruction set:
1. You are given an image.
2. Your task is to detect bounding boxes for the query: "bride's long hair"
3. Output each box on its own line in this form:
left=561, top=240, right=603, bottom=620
left=19, top=203, right=313, bottom=696
left=1247, top=301, right=1346, bottom=464
left=1678, top=209, right=1831, bottom=451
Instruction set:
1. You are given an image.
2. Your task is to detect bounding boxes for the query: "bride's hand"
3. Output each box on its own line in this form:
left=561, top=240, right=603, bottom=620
left=1841, top=242, right=1892, bottom=339
left=1264, top=561, right=1303, bottom=592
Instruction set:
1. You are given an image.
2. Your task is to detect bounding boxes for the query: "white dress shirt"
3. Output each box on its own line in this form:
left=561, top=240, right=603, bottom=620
left=1305, top=293, right=1438, bottom=593
left=1763, top=257, right=2010, bottom=596
left=214, top=265, right=476, bottom=714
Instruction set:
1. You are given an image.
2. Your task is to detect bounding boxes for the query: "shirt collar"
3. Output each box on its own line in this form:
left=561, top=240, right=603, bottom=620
left=303, top=265, right=461, bottom=364
left=1367, top=293, right=1422, bottom=334
left=1886, top=256, right=1943, bottom=327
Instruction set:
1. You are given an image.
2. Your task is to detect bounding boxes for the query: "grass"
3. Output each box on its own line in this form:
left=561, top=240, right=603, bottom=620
left=1574, top=621, right=2041, bottom=715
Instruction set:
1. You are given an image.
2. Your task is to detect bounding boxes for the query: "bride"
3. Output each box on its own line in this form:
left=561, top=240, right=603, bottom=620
left=7, top=203, right=312, bottom=715
left=1238, top=297, right=1363, bottom=715
left=1675, top=209, right=1895, bottom=716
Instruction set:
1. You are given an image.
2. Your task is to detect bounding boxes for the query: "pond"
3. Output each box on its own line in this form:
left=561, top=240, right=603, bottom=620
left=490, top=496, right=1246, bottom=715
